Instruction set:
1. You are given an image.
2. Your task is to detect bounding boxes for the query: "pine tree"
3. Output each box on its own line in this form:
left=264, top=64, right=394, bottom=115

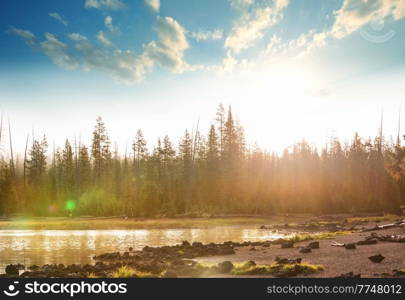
left=91, top=117, right=111, bottom=179
left=215, top=104, right=225, bottom=155
left=78, top=145, right=91, bottom=190
left=27, top=135, right=48, bottom=184
left=62, top=139, right=74, bottom=190
left=132, top=129, right=148, bottom=169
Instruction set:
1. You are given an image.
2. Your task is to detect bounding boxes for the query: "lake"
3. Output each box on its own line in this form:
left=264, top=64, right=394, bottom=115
left=0, top=226, right=292, bottom=271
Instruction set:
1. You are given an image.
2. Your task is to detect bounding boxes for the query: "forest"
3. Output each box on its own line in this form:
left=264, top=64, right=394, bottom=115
left=0, top=105, right=404, bottom=217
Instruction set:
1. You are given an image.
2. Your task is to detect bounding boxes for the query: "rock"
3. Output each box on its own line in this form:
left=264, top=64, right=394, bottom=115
left=20, top=271, right=30, bottom=277
left=275, top=257, right=302, bottom=264
left=182, top=241, right=191, bottom=247
left=250, top=247, right=256, bottom=251
left=14, top=264, right=25, bottom=270
left=281, top=241, right=294, bottom=248
left=260, top=225, right=267, bottom=229
left=345, top=243, right=356, bottom=250
left=143, top=246, right=152, bottom=252
left=128, top=247, right=133, bottom=252
left=368, top=254, right=385, bottom=263
left=29, top=265, right=39, bottom=271
left=273, top=264, right=307, bottom=277
left=299, top=247, right=312, bottom=253
left=5, top=265, right=19, bottom=276
left=393, top=269, right=405, bottom=276
left=338, top=272, right=361, bottom=278
left=308, top=241, right=319, bottom=249
left=217, top=261, right=234, bottom=274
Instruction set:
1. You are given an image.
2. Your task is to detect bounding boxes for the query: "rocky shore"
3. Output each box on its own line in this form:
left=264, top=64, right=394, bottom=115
left=1, top=218, right=404, bottom=278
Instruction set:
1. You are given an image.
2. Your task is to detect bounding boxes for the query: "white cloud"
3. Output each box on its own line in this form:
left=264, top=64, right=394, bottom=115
left=104, top=16, right=119, bottom=33
left=266, top=0, right=405, bottom=60
left=143, top=17, right=190, bottom=73
left=40, top=33, right=79, bottom=70
left=229, top=0, right=254, bottom=10
left=49, top=12, right=68, bottom=26
left=189, top=29, right=223, bottom=41
left=225, top=0, right=289, bottom=54
left=10, top=15, right=192, bottom=84
left=71, top=36, right=150, bottom=83
left=10, top=28, right=77, bottom=69
left=68, top=33, right=88, bottom=42
left=331, top=0, right=405, bottom=39
left=393, top=1, right=405, bottom=19
left=145, top=0, right=160, bottom=13
left=8, top=27, right=36, bottom=46
left=97, top=31, right=112, bottom=46
left=285, top=30, right=328, bottom=56
left=264, top=34, right=282, bottom=55
left=84, top=0, right=125, bottom=10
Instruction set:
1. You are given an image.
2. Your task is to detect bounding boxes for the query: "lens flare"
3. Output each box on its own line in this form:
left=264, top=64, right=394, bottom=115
left=65, top=200, right=76, bottom=212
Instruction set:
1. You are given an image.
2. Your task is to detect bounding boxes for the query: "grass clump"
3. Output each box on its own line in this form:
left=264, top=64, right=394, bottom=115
left=112, top=266, right=154, bottom=278
left=231, top=261, right=324, bottom=276
left=288, top=231, right=351, bottom=243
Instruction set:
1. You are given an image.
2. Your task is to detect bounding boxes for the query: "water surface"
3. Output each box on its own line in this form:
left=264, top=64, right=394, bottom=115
left=0, top=226, right=291, bottom=271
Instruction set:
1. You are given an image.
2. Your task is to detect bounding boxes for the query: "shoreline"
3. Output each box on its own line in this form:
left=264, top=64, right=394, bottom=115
left=1, top=216, right=404, bottom=278
left=0, top=213, right=400, bottom=230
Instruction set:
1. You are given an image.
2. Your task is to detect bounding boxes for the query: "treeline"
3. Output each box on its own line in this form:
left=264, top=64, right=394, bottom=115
left=0, top=105, right=404, bottom=217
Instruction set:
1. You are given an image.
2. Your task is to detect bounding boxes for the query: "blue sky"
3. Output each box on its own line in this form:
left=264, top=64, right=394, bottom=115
left=0, top=0, right=404, bottom=154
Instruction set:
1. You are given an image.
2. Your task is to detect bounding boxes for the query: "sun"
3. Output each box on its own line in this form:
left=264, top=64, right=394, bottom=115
left=224, top=61, right=318, bottom=152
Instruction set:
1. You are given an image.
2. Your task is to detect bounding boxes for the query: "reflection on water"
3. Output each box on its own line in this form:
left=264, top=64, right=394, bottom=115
left=0, top=227, right=291, bottom=270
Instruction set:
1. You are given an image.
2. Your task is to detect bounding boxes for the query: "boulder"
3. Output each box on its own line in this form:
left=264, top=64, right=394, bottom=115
left=275, top=257, right=302, bottom=264
left=368, top=254, right=385, bottom=263
left=281, top=241, right=294, bottom=248
left=217, top=261, right=234, bottom=274
left=345, top=243, right=356, bottom=250
left=338, top=272, right=361, bottom=278
left=308, top=241, right=320, bottom=249
left=5, top=265, right=19, bottom=276
left=181, top=241, right=191, bottom=247
left=299, top=247, right=312, bottom=253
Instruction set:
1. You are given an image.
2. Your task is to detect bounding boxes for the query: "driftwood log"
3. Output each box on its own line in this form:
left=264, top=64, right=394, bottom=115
left=361, top=220, right=405, bottom=232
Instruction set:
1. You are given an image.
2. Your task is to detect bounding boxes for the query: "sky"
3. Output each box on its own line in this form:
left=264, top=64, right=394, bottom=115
left=0, top=0, right=404, bottom=155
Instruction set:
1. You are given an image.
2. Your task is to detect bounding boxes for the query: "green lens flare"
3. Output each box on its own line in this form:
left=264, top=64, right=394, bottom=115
left=65, top=200, right=76, bottom=212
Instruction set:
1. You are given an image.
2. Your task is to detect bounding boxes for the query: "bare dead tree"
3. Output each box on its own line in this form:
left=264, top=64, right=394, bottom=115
left=8, top=119, right=15, bottom=175
left=23, top=134, right=29, bottom=187
left=378, top=109, right=384, bottom=154
left=192, top=117, right=200, bottom=162
left=0, top=113, right=3, bottom=153
left=397, top=108, right=402, bottom=146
